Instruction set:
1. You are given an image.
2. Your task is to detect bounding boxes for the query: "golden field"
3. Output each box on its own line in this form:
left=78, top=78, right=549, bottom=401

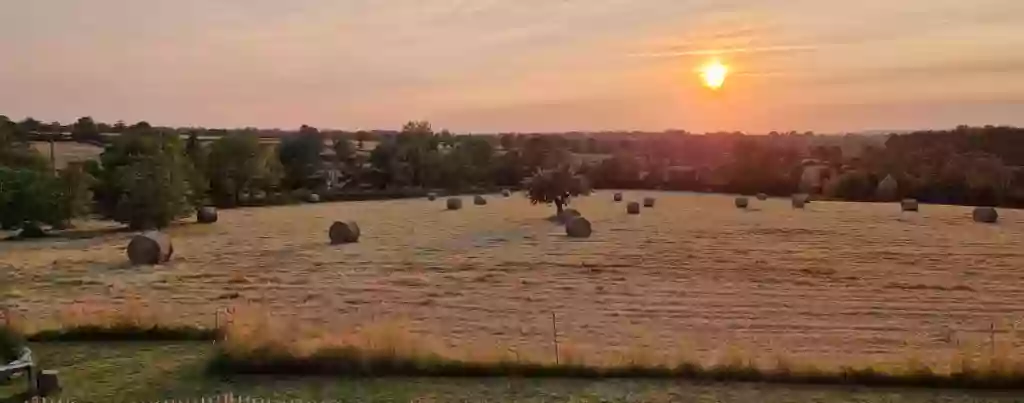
left=2, top=192, right=1023, bottom=368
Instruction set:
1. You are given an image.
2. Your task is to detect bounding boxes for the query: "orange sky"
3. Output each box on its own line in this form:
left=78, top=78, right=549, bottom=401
left=2, top=0, right=1023, bottom=133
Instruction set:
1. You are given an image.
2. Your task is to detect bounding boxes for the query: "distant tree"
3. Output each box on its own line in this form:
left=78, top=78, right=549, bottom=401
left=278, top=126, right=325, bottom=189
left=354, top=131, right=370, bottom=150
left=524, top=165, right=591, bottom=215
left=436, top=136, right=494, bottom=190
left=401, top=121, right=432, bottom=137
left=71, top=116, right=101, bottom=142
left=112, top=155, right=193, bottom=229
left=17, top=117, right=42, bottom=137
left=585, top=137, right=599, bottom=154
left=207, top=133, right=272, bottom=205
left=499, top=134, right=516, bottom=151
left=522, top=135, right=568, bottom=173
left=111, top=121, right=127, bottom=133
left=332, top=134, right=354, bottom=165
left=53, top=162, right=95, bottom=228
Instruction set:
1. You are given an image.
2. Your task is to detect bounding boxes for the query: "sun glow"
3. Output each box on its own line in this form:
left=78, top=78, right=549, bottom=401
left=699, top=59, right=729, bottom=90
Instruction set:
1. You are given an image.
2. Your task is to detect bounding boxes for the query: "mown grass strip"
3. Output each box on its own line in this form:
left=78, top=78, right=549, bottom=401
left=208, top=346, right=1024, bottom=389
left=25, top=324, right=219, bottom=342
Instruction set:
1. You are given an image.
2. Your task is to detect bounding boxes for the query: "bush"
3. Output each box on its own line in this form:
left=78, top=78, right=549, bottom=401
left=0, top=167, right=63, bottom=233
left=0, top=324, right=25, bottom=362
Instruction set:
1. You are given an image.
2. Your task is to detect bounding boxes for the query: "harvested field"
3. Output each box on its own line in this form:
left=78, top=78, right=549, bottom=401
left=29, top=141, right=103, bottom=168
left=2, top=192, right=1024, bottom=368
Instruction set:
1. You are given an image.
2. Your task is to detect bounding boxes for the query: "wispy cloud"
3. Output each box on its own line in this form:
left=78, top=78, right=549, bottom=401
left=629, top=44, right=818, bottom=58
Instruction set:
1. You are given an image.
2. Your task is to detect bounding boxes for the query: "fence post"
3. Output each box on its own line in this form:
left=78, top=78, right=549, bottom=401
left=551, top=312, right=559, bottom=365
left=990, top=322, right=996, bottom=358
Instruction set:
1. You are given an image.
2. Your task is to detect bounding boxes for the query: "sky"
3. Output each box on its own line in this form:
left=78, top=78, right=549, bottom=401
left=2, top=0, right=1024, bottom=133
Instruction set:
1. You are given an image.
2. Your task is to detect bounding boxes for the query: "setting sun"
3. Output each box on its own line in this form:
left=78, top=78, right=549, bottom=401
left=700, top=60, right=729, bottom=90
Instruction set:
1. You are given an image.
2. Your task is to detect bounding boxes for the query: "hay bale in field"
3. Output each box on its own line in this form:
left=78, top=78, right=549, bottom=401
left=127, top=231, right=173, bottom=265
left=901, top=199, right=919, bottom=212
left=501, top=189, right=512, bottom=197
left=613, top=192, right=623, bottom=202
left=474, top=195, right=488, bottom=205
left=972, top=207, right=998, bottom=223
left=735, top=197, right=749, bottom=209
left=643, top=197, right=656, bottom=208
left=565, top=216, right=592, bottom=238
left=757, top=193, right=768, bottom=201
left=447, top=198, right=463, bottom=210
left=427, top=192, right=437, bottom=201
left=626, top=202, right=641, bottom=215
left=791, top=194, right=808, bottom=209
left=329, top=221, right=361, bottom=244
left=197, top=207, right=218, bottom=224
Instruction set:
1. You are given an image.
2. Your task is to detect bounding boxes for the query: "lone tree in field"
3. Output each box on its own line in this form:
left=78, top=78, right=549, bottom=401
left=525, top=165, right=590, bottom=216
left=93, top=123, right=198, bottom=230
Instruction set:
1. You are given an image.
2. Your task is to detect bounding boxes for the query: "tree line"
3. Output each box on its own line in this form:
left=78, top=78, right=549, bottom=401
left=3, top=114, right=1023, bottom=237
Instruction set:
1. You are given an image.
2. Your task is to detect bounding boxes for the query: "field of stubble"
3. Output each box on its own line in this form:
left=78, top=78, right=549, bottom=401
left=2, top=192, right=1023, bottom=367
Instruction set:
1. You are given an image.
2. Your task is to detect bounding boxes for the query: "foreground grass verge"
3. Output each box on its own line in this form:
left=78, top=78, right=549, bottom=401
left=9, top=307, right=1024, bottom=390
left=209, top=316, right=1024, bottom=390
left=210, top=345, right=1024, bottom=389
left=4, top=343, right=1023, bottom=403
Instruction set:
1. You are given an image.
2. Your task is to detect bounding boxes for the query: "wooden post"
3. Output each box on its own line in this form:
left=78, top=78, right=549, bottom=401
left=990, top=322, right=996, bottom=358
left=551, top=312, right=559, bottom=365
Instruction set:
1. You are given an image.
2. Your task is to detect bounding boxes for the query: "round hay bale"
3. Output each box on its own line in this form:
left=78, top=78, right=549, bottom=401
left=474, top=195, right=488, bottom=205
left=427, top=192, right=437, bottom=201
left=501, top=189, right=512, bottom=197
left=197, top=207, right=218, bottom=224
left=643, top=197, right=656, bottom=208
left=735, top=197, right=749, bottom=209
left=307, top=193, right=321, bottom=203
left=565, top=216, right=592, bottom=238
left=329, top=221, right=361, bottom=244
left=901, top=199, right=919, bottom=212
left=626, top=202, right=641, bottom=215
left=756, top=193, right=768, bottom=201
left=972, top=207, right=998, bottom=223
left=447, top=198, right=463, bottom=210
left=791, top=194, right=808, bottom=209
left=127, top=231, right=173, bottom=265
left=613, top=192, right=623, bottom=202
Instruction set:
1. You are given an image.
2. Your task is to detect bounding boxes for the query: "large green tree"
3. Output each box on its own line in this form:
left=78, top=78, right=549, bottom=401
left=71, top=116, right=101, bottom=143
left=207, top=133, right=280, bottom=205
left=0, top=167, right=61, bottom=232
left=525, top=165, right=590, bottom=215
left=278, top=125, right=325, bottom=189
left=93, top=123, right=197, bottom=229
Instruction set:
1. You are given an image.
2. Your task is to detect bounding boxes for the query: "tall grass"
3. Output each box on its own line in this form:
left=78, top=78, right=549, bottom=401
left=208, top=312, right=1024, bottom=389
left=11, top=301, right=219, bottom=342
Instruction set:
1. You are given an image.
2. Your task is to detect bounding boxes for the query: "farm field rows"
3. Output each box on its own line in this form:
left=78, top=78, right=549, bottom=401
left=3, top=192, right=1023, bottom=368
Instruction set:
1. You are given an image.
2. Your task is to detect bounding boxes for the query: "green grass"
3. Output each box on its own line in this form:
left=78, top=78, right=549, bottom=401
left=26, top=324, right=218, bottom=342
left=3, top=343, right=1024, bottom=403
